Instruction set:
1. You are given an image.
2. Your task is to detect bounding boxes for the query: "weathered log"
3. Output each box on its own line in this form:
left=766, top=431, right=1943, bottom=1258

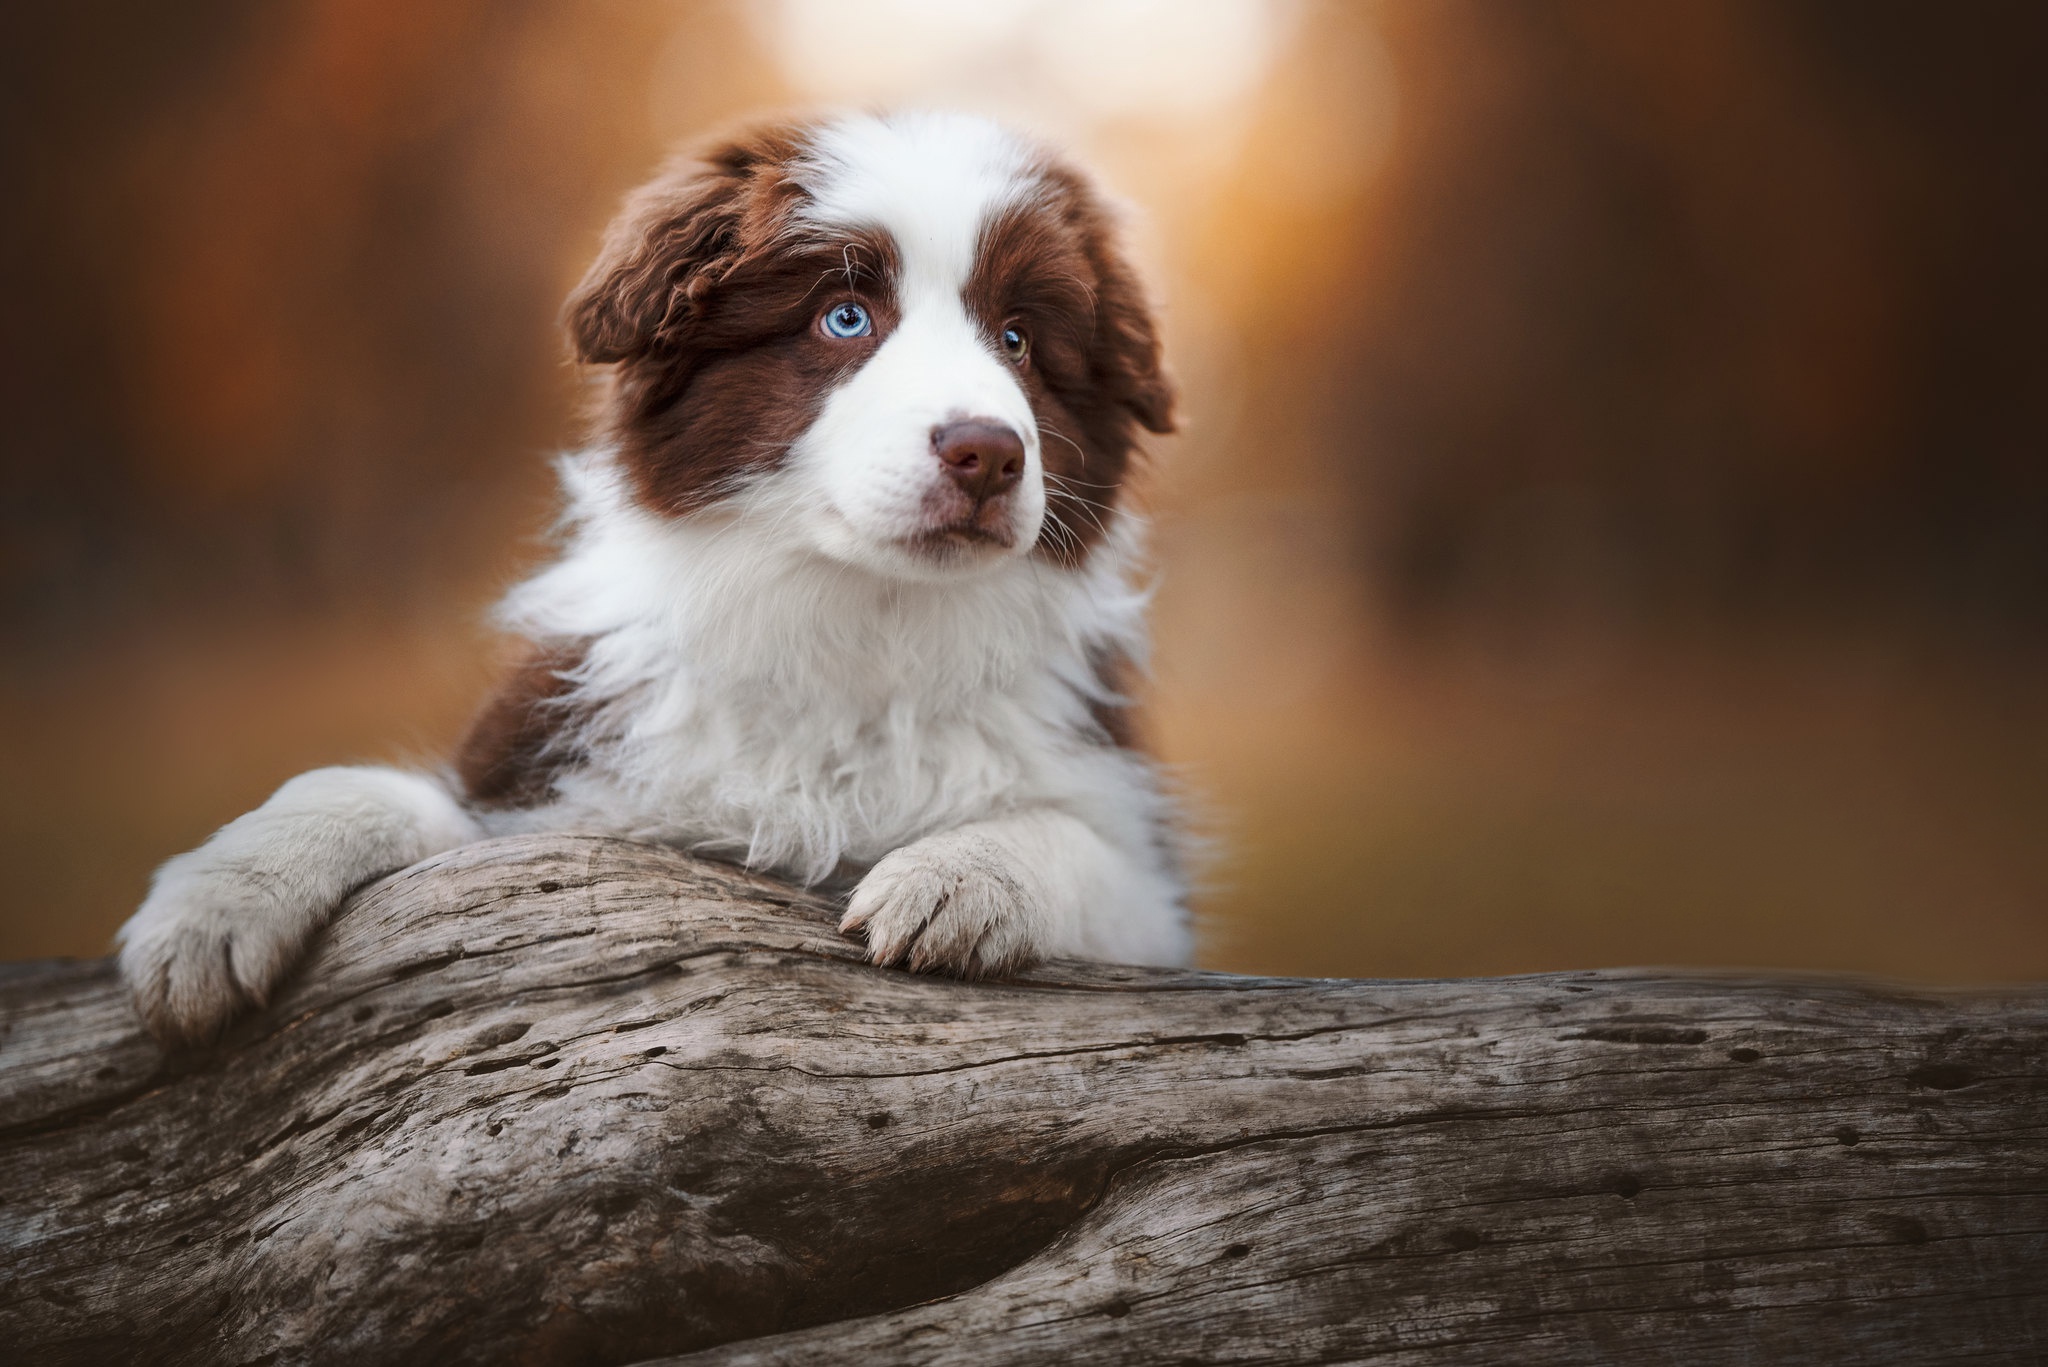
left=1, top=835, right=2043, bottom=1366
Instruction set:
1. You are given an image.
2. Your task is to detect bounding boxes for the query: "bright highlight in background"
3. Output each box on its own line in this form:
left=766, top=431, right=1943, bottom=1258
left=757, top=0, right=1304, bottom=131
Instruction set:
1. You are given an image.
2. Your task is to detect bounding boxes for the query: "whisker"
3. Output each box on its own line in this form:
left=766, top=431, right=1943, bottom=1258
left=1036, top=423, right=1086, bottom=459
left=1037, top=513, right=1082, bottom=558
left=1041, top=486, right=1112, bottom=539
left=1041, top=472, right=1118, bottom=526
left=1034, top=424, right=1125, bottom=491
left=1041, top=470, right=1116, bottom=503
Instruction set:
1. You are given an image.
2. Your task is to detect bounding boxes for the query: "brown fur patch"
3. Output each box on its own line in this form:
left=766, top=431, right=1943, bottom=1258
left=1084, top=643, right=1145, bottom=751
left=454, top=644, right=590, bottom=809
left=566, top=125, right=904, bottom=518
left=610, top=233, right=900, bottom=517
left=566, top=122, right=811, bottom=365
left=966, top=168, right=1176, bottom=566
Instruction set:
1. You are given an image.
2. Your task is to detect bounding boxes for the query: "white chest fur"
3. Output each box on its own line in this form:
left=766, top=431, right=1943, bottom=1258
left=489, top=455, right=1160, bottom=887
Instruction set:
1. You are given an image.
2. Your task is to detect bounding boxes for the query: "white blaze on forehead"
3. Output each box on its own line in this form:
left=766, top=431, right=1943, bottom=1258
left=796, top=111, right=1038, bottom=301
left=780, top=112, right=1050, bottom=577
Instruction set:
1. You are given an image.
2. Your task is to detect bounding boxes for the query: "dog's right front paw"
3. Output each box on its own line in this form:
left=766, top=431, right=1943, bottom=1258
left=117, top=854, right=314, bottom=1045
left=840, top=829, right=1055, bottom=978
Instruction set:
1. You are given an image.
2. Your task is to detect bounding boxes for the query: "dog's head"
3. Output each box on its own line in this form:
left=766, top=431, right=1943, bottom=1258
left=566, top=111, right=1174, bottom=579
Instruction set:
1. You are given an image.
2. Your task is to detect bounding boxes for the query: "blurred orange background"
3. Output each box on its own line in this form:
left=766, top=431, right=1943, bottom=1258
left=4, top=1, right=2045, bottom=981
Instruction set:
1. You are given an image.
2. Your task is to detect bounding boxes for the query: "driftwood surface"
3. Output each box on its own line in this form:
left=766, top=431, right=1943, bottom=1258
left=0, top=834, right=2044, bottom=1366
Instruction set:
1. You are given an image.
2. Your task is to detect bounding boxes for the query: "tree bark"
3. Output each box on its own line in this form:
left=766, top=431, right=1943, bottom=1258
left=1, top=834, right=2043, bottom=1366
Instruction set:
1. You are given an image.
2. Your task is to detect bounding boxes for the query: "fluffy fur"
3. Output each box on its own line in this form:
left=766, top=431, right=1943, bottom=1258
left=119, top=110, right=1188, bottom=1044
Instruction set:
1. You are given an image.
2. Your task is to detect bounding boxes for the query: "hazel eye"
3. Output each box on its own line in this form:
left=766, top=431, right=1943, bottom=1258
left=822, top=301, right=872, bottom=339
left=1000, top=324, right=1029, bottom=364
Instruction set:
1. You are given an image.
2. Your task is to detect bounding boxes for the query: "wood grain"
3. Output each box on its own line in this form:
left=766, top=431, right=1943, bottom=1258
left=1, top=835, right=2042, bottom=1365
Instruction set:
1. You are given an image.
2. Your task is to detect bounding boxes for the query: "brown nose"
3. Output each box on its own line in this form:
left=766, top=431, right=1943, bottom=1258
left=932, top=419, right=1025, bottom=502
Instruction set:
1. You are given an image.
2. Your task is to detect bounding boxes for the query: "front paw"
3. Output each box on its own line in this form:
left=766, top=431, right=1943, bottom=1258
left=841, top=831, right=1048, bottom=978
left=117, top=854, right=313, bottom=1045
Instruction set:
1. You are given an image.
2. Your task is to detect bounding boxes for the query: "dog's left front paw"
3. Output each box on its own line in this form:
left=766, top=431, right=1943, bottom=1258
left=841, top=830, right=1049, bottom=977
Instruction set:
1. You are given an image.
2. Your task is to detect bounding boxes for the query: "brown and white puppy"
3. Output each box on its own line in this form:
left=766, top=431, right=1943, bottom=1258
left=118, top=110, right=1188, bottom=1045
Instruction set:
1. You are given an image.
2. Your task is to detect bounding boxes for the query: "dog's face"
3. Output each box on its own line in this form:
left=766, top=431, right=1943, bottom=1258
left=567, top=112, right=1173, bottom=579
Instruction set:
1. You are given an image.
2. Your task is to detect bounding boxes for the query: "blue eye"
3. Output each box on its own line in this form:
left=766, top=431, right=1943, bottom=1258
left=822, top=301, right=872, bottom=339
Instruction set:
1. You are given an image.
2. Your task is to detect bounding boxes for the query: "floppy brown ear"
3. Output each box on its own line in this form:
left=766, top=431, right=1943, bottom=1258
left=1082, top=210, right=1177, bottom=436
left=565, top=127, right=804, bottom=365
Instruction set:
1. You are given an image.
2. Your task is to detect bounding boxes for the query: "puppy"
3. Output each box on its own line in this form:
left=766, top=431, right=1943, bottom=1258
left=118, top=110, right=1190, bottom=1044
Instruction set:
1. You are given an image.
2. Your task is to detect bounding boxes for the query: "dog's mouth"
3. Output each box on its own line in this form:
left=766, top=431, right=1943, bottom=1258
left=903, top=520, right=1016, bottom=557
left=899, top=485, right=1023, bottom=560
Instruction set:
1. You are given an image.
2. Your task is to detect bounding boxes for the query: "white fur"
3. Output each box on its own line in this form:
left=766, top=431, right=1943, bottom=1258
left=791, top=112, right=1048, bottom=576
left=798, top=111, right=1034, bottom=290
left=118, top=767, right=480, bottom=1042
left=844, top=809, right=1179, bottom=970
left=490, top=455, right=1185, bottom=955
left=117, top=111, right=1188, bottom=1043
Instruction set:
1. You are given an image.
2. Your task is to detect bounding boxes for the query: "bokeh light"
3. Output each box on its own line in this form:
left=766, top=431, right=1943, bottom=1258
left=758, top=0, right=1300, bottom=124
